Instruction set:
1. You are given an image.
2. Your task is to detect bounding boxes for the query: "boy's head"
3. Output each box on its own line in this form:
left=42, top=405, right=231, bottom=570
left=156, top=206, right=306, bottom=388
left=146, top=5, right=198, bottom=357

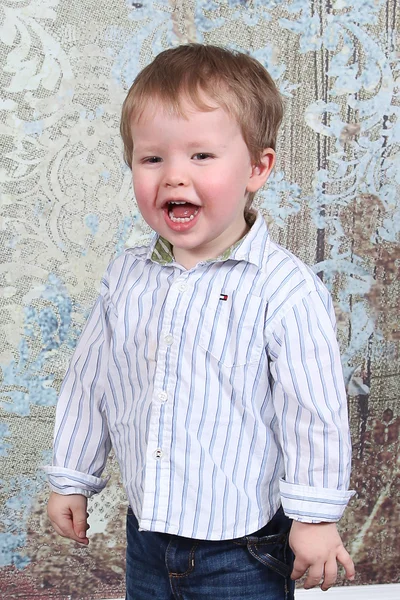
left=120, top=44, right=283, bottom=217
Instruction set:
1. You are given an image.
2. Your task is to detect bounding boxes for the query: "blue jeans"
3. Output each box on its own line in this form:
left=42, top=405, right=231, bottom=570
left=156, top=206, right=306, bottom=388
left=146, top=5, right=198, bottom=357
left=126, top=506, right=295, bottom=599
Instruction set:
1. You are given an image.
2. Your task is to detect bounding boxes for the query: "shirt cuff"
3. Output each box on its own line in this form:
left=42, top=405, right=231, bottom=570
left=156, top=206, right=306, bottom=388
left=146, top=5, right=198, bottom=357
left=279, top=478, right=356, bottom=523
left=43, top=465, right=109, bottom=497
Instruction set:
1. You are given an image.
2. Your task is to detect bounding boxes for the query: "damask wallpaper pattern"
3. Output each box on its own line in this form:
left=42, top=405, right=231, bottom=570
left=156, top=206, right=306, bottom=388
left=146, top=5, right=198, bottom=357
left=0, top=0, right=399, bottom=598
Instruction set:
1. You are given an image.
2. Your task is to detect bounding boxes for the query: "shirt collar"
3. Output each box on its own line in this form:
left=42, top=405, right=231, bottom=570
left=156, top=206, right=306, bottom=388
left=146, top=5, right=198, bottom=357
left=147, top=211, right=270, bottom=269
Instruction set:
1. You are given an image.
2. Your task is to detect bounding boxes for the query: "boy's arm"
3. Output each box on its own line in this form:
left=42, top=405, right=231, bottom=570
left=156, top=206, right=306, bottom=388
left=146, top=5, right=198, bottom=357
left=44, top=273, right=114, bottom=500
left=268, top=286, right=355, bottom=587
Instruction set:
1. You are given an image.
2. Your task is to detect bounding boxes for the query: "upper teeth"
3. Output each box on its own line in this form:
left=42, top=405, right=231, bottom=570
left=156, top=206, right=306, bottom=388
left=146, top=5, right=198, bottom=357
left=169, top=201, right=186, bottom=205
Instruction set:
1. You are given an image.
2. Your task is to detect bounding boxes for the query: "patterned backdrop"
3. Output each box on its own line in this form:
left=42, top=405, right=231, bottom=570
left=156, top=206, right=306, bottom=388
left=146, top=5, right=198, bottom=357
left=0, top=0, right=399, bottom=598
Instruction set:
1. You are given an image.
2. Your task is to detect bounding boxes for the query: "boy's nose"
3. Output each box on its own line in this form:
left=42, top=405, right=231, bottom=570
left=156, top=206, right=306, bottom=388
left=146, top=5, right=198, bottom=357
left=163, top=168, right=189, bottom=188
left=164, top=177, right=188, bottom=187
left=165, top=180, right=186, bottom=187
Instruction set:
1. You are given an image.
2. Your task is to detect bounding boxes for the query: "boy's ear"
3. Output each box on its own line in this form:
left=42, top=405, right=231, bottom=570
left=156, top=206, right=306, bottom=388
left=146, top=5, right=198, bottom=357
left=247, top=148, right=276, bottom=193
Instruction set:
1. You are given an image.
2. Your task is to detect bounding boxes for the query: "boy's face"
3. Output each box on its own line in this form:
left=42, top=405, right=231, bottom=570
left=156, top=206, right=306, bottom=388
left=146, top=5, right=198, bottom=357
left=130, top=96, right=274, bottom=268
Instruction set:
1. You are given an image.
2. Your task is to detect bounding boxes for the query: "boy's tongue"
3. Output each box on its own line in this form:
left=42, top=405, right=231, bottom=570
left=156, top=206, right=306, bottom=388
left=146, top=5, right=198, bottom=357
left=169, top=202, right=198, bottom=218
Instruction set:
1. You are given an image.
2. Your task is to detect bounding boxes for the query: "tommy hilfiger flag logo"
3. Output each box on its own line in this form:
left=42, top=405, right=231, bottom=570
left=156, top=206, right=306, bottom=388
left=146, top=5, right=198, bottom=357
left=219, top=293, right=228, bottom=301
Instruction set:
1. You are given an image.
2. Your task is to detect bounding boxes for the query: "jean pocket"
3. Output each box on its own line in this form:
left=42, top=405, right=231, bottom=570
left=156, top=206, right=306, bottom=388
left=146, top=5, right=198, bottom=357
left=246, top=533, right=292, bottom=578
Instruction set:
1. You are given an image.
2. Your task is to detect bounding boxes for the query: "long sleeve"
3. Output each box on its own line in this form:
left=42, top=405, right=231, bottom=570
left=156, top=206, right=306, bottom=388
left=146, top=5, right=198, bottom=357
left=44, top=273, right=114, bottom=497
left=268, top=287, right=355, bottom=522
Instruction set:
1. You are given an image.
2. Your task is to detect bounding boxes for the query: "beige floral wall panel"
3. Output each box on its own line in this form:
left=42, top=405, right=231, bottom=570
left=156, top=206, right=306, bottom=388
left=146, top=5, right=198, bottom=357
left=0, top=0, right=399, bottom=598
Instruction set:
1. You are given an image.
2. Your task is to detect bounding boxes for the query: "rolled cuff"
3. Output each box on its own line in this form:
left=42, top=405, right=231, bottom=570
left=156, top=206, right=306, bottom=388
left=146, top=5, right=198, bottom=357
left=279, top=478, right=355, bottom=523
left=43, top=465, right=109, bottom=497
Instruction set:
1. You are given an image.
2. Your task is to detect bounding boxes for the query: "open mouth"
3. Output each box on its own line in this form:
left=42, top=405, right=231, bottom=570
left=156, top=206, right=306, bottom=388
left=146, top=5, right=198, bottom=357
left=166, top=201, right=200, bottom=223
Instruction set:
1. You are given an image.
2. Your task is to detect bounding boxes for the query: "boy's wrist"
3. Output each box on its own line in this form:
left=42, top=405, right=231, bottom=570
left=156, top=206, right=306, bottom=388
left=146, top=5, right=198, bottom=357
left=291, top=520, right=338, bottom=528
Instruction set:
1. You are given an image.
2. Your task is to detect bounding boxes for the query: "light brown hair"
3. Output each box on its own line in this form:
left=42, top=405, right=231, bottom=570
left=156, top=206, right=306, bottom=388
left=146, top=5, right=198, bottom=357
left=120, top=44, right=283, bottom=212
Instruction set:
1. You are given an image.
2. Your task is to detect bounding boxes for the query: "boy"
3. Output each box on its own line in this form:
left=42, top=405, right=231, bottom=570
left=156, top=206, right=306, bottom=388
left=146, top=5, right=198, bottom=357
left=46, top=44, right=355, bottom=599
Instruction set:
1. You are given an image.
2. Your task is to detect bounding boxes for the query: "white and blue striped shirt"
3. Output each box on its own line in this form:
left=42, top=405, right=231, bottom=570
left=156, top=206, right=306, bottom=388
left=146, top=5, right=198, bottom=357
left=46, top=213, right=354, bottom=540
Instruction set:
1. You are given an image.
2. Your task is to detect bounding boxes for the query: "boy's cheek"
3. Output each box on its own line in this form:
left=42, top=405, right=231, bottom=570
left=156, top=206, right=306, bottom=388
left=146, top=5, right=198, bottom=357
left=135, top=193, right=160, bottom=228
left=135, top=196, right=152, bottom=218
left=132, top=180, right=153, bottom=205
left=133, top=169, right=157, bottom=190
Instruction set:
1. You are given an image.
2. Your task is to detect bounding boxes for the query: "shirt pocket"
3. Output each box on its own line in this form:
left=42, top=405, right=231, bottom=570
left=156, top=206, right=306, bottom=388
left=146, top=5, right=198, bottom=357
left=199, top=291, right=264, bottom=368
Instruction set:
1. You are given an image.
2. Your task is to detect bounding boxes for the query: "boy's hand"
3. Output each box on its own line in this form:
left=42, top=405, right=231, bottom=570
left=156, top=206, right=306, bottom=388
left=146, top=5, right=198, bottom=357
left=289, top=521, right=355, bottom=591
left=47, top=492, right=90, bottom=545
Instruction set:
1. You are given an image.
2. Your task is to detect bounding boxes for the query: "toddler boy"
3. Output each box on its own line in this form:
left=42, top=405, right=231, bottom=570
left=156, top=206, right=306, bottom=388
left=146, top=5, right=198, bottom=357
left=46, top=44, right=355, bottom=599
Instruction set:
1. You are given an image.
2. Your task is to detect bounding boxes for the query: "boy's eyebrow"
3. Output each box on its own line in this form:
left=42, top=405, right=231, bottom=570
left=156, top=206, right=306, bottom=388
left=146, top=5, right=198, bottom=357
left=186, top=140, right=228, bottom=149
left=132, top=143, right=160, bottom=153
left=133, top=141, right=228, bottom=152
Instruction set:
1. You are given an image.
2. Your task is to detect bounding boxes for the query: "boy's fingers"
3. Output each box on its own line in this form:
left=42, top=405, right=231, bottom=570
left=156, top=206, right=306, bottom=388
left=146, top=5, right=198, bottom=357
left=337, top=545, right=355, bottom=580
left=72, top=513, right=89, bottom=539
left=303, top=564, right=324, bottom=589
left=290, top=558, right=308, bottom=581
left=51, top=518, right=88, bottom=544
left=49, top=510, right=89, bottom=545
left=321, top=558, right=337, bottom=591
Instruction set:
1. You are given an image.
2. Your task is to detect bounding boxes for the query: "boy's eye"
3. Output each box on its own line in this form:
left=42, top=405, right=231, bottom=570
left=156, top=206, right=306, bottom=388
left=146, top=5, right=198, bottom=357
left=193, top=153, right=212, bottom=160
left=143, top=156, right=162, bottom=164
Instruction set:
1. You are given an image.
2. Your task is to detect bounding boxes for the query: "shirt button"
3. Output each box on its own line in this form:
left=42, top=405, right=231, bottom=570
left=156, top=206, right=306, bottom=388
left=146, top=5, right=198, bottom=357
left=164, top=334, right=174, bottom=345
left=158, top=391, right=168, bottom=403
left=153, top=448, right=163, bottom=460
left=178, top=283, right=187, bottom=292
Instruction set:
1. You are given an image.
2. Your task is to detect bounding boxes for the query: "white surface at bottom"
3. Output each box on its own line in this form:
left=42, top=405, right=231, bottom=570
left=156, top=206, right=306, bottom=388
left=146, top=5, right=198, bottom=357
left=104, top=583, right=400, bottom=599
left=296, top=584, right=399, bottom=599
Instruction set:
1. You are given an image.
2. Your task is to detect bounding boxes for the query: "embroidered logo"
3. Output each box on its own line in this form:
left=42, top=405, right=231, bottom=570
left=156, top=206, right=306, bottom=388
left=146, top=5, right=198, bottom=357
left=219, top=293, right=228, bottom=301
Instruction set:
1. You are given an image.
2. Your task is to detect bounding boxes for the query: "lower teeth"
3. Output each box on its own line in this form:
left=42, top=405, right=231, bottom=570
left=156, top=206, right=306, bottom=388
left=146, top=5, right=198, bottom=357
left=169, top=209, right=199, bottom=223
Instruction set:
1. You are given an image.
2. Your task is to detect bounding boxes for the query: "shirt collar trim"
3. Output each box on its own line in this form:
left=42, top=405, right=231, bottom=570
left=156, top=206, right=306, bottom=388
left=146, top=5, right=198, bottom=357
left=147, top=211, right=270, bottom=268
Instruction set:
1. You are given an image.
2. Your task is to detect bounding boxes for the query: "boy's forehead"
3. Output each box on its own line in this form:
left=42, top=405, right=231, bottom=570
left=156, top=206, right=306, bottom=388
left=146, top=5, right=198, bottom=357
left=130, top=104, right=240, bottom=149
left=131, top=91, right=226, bottom=126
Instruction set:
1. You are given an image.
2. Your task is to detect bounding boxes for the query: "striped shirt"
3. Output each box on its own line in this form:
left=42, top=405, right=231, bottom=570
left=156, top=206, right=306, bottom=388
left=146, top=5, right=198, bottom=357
left=45, top=212, right=354, bottom=540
